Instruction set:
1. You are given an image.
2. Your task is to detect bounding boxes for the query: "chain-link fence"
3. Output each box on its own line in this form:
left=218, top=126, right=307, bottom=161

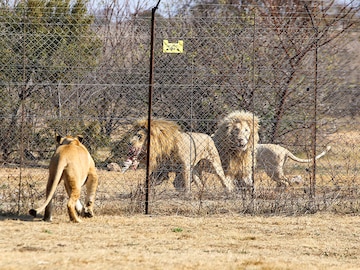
left=0, top=2, right=359, bottom=217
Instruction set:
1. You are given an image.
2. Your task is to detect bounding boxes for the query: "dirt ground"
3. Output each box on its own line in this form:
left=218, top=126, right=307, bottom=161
left=0, top=213, right=359, bottom=270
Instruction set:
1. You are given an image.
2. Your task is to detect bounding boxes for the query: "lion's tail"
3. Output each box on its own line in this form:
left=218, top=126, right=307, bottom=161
left=287, top=145, right=331, bottom=163
left=29, top=158, right=66, bottom=218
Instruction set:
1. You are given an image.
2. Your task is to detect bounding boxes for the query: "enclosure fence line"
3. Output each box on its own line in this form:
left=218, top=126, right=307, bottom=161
left=0, top=3, right=358, bottom=216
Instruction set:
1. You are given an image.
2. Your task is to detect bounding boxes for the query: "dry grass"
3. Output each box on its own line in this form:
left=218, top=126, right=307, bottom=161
left=0, top=128, right=359, bottom=269
left=0, top=213, right=359, bottom=270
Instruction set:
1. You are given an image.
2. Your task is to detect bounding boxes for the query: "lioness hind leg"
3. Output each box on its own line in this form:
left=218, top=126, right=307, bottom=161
left=75, top=200, right=84, bottom=215
left=63, top=178, right=82, bottom=223
left=83, top=170, right=98, bottom=218
left=43, top=199, right=53, bottom=222
left=67, top=190, right=82, bottom=223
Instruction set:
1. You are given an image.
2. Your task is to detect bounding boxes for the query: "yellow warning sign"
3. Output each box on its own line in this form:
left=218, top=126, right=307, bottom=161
left=163, top=40, right=184, bottom=53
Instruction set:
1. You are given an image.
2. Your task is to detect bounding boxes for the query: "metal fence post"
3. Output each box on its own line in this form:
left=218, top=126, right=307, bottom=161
left=145, top=0, right=161, bottom=215
left=305, top=3, right=319, bottom=208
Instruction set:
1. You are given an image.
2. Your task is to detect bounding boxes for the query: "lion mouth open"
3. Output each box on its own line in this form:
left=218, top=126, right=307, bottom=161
left=121, top=147, right=141, bottom=173
left=234, top=140, right=248, bottom=151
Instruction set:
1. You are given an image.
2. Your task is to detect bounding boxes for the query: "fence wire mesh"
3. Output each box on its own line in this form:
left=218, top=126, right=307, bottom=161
left=0, top=2, right=359, bottom=218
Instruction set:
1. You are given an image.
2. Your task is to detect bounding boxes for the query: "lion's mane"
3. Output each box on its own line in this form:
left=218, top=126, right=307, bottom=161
left=212, top=110, right=259, bottom=186
left=133, top=118, right=181, bottom=170
left=129, top=118, right=234, bottom=192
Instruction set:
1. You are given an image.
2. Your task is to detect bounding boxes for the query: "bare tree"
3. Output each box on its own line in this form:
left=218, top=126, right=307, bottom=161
left=255, top=0, right=359, bottom=142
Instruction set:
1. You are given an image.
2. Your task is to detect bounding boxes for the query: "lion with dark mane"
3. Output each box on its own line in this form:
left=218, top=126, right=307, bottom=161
left=212, top=110, right=259, bottom=190
left=122, top=118, right=234, bottom=193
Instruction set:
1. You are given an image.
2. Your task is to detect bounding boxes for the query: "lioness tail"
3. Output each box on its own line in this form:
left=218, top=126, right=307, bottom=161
left=29, top=158, right=66, bottom=218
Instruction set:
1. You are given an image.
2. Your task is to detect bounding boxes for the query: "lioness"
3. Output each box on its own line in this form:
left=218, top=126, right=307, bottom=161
left=256, top=144, right=331, bottom=186
left=29, top=135, right=98, bottom=223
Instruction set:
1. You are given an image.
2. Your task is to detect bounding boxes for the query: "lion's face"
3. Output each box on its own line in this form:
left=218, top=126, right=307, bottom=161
left=128, top=128, right=147, bottom=160
left=225, top=121, right=251, bottom=152
left=122, top=118, right=182, bottom=173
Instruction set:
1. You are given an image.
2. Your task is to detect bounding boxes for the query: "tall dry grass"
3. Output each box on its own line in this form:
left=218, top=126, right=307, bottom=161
left=0, top=130, right=359, bottom=217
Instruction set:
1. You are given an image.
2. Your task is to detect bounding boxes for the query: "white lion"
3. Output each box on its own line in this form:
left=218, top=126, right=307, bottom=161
left=212, top=110, right=260, bottom=190
left=256, top=144, right=331, bottom=186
